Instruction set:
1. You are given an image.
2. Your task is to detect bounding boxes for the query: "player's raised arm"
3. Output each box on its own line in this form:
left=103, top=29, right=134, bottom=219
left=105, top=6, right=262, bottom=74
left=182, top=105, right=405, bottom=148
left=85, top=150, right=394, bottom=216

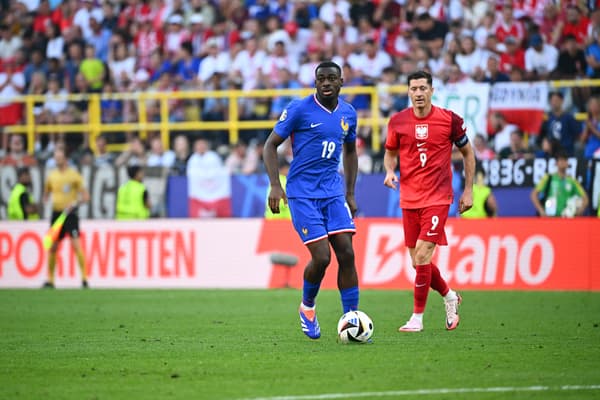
left=263, top=131, right=287, bottom=214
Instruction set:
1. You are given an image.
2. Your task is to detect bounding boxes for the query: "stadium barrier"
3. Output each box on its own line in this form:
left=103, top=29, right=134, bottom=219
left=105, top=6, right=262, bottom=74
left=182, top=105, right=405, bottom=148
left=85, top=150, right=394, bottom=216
left=1, top=218, right=599, bottom=290
left=2, top=79, right=600, bottom=154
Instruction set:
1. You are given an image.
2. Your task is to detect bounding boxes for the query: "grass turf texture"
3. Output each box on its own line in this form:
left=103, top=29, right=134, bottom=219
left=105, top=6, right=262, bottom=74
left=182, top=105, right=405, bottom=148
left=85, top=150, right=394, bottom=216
left=0, top=289, right=599, bottom=400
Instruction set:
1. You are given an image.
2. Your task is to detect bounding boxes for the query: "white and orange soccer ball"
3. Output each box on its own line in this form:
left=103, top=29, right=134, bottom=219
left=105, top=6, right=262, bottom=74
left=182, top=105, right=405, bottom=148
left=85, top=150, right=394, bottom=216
left=337, top=310, right=374, bottom=344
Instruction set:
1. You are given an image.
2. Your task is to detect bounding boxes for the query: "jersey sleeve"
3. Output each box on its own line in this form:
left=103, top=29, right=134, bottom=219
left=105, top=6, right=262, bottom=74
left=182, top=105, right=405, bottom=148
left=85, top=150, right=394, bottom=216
left=450, top=111, right=468, bottom=146
left=273, top=99, right=300, bottom=140
left=345, top=104, right=358, bottom=143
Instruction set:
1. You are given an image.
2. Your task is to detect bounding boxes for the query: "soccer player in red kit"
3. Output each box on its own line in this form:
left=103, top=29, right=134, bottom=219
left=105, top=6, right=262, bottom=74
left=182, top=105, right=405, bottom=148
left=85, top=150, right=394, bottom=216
left=383, top=70, right=475, bottom=332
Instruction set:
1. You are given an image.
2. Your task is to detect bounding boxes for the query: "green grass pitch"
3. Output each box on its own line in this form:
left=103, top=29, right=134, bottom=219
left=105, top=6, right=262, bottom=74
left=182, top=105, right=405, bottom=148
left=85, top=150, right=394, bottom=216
left=0, top=289, right=599, bottom=400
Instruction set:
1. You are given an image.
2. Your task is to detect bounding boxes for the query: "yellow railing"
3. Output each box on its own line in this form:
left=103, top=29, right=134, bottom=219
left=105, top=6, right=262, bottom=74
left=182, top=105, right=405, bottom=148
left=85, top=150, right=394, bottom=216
left=4, top=80, right=599, bottom=155
left=5, top=86, right=409, bottom=154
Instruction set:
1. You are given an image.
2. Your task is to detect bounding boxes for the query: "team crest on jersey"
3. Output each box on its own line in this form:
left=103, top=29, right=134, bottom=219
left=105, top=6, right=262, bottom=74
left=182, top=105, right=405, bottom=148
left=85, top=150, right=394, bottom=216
left=415, top=124, right=428, bottom=139
left=279, top=109, right=287, bottom=121
left=340, top=117, right=349, bottom=136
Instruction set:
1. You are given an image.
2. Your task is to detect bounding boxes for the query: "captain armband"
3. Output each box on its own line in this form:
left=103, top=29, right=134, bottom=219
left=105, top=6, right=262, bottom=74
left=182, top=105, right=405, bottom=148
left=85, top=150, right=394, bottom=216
left=454, top=135, right=469, bottom=148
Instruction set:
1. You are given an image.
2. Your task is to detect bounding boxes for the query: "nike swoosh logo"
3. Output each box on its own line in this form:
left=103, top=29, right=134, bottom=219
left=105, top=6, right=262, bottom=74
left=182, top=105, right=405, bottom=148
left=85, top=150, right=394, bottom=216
left=426, top=232, right=438, bottom=236
left=310, top=123, right=323, bottom=128
left=415, top=283, right=427, bottom=287
left=417, top=142, right=426, bottom=147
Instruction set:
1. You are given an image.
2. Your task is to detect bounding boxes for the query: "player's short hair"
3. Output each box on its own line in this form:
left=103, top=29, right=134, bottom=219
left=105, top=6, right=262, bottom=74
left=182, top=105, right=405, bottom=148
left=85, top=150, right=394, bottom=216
left=16, top=167, right=29, bottom=178
left=407, top=70, right=433, bottom=86
left=315, top=61, right=342, bottom=77
left=555, top=149, right=569, bottom=160
left=127, top=165, right=142, bottom=179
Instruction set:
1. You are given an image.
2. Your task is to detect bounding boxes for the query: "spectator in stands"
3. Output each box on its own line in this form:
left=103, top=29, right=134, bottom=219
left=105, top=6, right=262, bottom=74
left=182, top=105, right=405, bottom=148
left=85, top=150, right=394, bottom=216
left=115, top=135, right=147, bottom=167
left=230, top=34, right=266, bottom=91
left=585, top=28, right=600, bottom=79
left=79, top=43, right=105, bottom=93
left=581, top=96, right=600, bottom=160
left=535, top=136, right=560, bottom=159
left=352, top=38, right=392, bottom=85
left=261, top=40, right=299, bottom=89
left=555, top=4, right=589, bottom=49
left=413, top=11, right=448, bottom=55
left=134, top=16, right=165, bottom=71
left=92, top=134, right=115, bottom=167
left=494, top=2, right=525, bottom=46
left=0, top=24, right=23, bottom=61
left=87, top=14, right=112, bottom=63
left=473, top=11, right=496, bottom=49
left=173, top=41, right=201, bottom=87
left=197, top=38, right=229, bottom=89
left=377, top=66, right=401, bottom=118
left=553, top=33, right=589, bottom=110
left=0, top=57, right=25, bottom=127
left=45, top=23, right=64, bottom=62
left=499, top=35, right=525, bottom=74
left=41, top=74, right=69, bottom=126
left=74, top=0, right=104, bottom=41
left=498, top=129, right=534, bottom=160
left=455, top=34, right=487, bottom=78
left=170, top=134, right=190, bottom=176
left=489, top=111, right=520, bottom=153
left=23, top=49, right=48, bottom=89
left=524, top=33, right=559, bottom=81
left=270, top=67, right=301, bottom=120
left=108, top=41, right=135, bottom=92
left=539, top=91, right=581, bottom=157
left=1, top=134, right=37, bottom=167
left=473, top=133, right=496, bottom=161
left=331, top=11, right=359, bottom=53
left=146, top=136, right=175, bottom=168
left=164, top=14, right=189, bottom=57
left=297, top=44, right=322, bottom=87
left=477, top=54, right=510, bottom=83
left=64, top=42, right=84, bottom=92
left=186, top=137, right=223, bottom=177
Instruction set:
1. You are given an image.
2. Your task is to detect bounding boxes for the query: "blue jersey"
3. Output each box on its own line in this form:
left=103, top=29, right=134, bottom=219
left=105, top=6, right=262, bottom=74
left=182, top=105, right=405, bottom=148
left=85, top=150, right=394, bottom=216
left=273, top=94, right=357, bottom=199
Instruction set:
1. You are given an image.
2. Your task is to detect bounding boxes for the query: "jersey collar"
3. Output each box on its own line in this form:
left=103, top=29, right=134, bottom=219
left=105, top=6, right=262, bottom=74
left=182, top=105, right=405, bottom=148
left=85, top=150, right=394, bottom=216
left=313, top=94, right=339, bottom=113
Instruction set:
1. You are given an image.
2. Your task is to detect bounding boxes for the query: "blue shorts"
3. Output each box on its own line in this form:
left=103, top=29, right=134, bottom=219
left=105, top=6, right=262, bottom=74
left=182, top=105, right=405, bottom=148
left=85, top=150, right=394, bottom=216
left=288, top=196, right=356, bottom=245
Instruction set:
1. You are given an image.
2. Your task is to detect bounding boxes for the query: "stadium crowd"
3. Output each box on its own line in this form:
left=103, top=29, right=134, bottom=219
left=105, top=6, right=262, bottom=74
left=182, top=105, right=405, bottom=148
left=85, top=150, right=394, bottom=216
left=1, top=0, right=600, bottom=175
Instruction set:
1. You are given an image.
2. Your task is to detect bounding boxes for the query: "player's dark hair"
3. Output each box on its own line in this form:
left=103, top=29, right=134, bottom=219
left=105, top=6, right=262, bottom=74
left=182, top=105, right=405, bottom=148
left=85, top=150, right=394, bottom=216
left=555, top=149, right=569, bottom=160
left=407, top=70, right=433, bottom=86
left=16, top=167, right=29, bottom=178
left=315, top=61, right=342, bottom=77
left=127, top=165, right=142, bottom=179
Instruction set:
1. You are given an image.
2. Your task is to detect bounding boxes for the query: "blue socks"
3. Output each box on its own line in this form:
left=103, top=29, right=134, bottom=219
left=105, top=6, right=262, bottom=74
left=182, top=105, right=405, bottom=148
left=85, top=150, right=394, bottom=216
left=302, top=280, right=321, bottom=308
left=340, top=286, right=359, bottom=313
left=303, top=281, right=359, bottom=313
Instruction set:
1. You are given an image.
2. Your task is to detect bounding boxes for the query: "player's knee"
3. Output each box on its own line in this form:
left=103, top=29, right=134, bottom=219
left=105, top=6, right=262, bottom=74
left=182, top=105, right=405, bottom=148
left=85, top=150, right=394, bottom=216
left=335, top=246, right=355, bottom=266
left=312, top=251, right=331, bottom=270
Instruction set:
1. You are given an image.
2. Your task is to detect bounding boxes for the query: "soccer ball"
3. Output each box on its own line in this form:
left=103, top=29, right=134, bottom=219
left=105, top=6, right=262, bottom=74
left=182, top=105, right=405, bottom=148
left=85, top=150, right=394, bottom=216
left=337, top=310, right=373, bottom=343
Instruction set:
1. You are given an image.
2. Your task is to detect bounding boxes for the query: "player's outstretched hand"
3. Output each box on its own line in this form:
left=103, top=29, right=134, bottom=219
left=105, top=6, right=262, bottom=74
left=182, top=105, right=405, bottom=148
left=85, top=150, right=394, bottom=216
left=268, top=185, right=287, bottom=214
left=383, top=172, right=398, bottom=190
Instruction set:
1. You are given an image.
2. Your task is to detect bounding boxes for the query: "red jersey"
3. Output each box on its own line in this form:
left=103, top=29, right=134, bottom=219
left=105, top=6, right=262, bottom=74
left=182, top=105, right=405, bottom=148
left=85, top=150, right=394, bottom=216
left=385, top=105, right=467, bottom=209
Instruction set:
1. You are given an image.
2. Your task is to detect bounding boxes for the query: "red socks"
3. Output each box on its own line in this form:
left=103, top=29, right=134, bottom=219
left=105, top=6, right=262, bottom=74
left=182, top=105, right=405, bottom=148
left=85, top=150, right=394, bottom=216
left=413, top=263, right=432, bottom=313
left=430, top=263, right=449, bottom=297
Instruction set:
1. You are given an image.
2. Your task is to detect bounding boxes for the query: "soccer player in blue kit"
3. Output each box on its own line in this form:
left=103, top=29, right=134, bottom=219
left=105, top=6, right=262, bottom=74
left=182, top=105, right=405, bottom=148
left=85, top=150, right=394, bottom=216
left=263, top=61, right=360, bottom=340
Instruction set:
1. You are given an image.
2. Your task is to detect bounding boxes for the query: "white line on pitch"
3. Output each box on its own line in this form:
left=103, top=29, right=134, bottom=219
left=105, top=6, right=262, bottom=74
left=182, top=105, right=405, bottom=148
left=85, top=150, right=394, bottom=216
left=239, top=384, right=600, bottom=400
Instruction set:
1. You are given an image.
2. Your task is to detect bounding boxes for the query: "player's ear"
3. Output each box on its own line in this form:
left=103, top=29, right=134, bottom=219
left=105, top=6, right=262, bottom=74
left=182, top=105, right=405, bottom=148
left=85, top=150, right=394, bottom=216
left=340, top=77, right=344, bottom=86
